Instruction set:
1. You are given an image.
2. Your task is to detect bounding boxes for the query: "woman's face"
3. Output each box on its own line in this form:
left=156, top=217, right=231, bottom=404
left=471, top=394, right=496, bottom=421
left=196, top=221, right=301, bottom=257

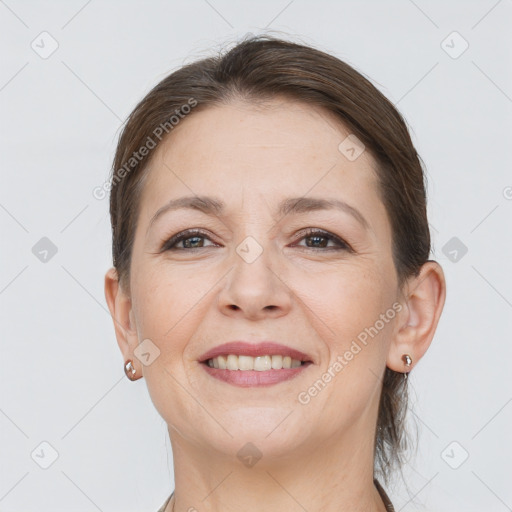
left=125, top=98, right=402, bottom=459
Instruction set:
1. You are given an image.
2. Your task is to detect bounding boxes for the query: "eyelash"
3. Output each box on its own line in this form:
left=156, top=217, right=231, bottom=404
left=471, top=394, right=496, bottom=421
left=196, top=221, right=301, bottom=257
left=160, top=228, right=353, bottom=253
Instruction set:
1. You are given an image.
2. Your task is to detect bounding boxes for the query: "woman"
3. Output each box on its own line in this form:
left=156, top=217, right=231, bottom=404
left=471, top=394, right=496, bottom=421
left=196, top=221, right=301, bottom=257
left=104, top=35, right=446, bottom=512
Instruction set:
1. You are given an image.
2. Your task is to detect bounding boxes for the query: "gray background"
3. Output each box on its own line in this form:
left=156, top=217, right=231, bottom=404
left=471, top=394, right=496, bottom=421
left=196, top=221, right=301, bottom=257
left=1, top=1, right=511, bottom=511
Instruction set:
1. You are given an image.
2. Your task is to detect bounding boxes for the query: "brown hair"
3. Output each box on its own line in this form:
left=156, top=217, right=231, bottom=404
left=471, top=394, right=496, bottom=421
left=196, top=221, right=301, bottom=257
left=109, top=34, right=429, bottom=485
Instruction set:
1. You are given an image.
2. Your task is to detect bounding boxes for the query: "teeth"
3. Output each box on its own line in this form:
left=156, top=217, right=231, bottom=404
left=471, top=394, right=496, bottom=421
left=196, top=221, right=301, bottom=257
left=239, top=355, right=254, bottom=371
left=254, top=356, right=272, bottom=371
left=206, top=354, right=304, bottom=371
left=217, top=355, right=227, bottom=369
left=227, top=354, right=238, bottom=370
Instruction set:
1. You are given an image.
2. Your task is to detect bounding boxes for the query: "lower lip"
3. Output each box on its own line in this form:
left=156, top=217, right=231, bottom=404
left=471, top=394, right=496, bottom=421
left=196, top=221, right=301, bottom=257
left=200, top=362, right=313, bottom=387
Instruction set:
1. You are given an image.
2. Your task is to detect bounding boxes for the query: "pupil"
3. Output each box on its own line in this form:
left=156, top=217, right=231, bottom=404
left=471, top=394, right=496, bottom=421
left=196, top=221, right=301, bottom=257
left=184, top=236, right=202, bottom=248
left=307, top=235, right=326, bottom=248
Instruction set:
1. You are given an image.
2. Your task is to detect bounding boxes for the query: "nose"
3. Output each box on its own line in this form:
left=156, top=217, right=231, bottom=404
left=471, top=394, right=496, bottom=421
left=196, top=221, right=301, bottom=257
left=217, top=238, right=293, bottom=321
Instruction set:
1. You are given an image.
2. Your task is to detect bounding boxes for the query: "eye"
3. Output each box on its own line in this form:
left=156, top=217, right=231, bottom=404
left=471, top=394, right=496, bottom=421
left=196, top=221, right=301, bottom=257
left=160, top=228, right=353, bottom=253
left=161, top=229, right=217, bottom=251
left=292, top=228, right=353, bottom=252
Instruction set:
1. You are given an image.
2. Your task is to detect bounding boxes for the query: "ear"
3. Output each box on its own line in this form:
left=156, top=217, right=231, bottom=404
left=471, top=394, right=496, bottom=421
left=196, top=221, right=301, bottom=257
left=387, top=261, right=446, bottom=373
left=104, top=268, right=142, bottom=378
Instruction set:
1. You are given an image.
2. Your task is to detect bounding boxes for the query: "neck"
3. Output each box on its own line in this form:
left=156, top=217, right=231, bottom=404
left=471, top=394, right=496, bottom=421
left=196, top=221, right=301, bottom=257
left=166, top=421, right=388, bottom=512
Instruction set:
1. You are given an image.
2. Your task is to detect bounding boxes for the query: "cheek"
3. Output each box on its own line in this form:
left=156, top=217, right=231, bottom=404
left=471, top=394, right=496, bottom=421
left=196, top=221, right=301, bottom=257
left=131, top=263, right=195, bottom=355
left=291, top=264, right=396, bottom=428
left=295, top=261, right=395, bottom=360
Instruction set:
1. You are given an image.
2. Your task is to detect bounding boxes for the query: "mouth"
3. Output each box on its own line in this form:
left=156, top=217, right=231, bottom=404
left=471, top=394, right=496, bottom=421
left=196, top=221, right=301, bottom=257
left=201, top=354, right=311, bottom=370
left=198, top=340, right=314, bottom=366
left=198, top=341, right=314, bottom=387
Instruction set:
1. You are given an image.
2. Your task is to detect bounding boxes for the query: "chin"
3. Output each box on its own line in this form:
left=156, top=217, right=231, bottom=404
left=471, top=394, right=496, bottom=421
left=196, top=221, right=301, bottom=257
left=206, top=410, right=310, bottom=454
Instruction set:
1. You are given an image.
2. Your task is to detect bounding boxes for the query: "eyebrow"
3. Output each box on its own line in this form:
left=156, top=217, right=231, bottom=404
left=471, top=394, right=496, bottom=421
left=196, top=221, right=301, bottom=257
left=147, top=195, right=370, bottom=233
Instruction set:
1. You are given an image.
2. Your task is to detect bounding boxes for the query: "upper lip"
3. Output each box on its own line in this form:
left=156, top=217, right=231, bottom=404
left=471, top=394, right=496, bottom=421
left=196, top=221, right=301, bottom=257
left=199, top=341, right=313, bottom=363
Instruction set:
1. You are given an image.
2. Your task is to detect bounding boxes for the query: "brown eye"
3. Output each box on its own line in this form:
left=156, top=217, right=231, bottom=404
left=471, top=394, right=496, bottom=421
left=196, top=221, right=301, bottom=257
left=161, top=228, right=353, bottom=253
left=162, top=229, right=217, bottom=251
left=293, top=229, right=353, bottom=252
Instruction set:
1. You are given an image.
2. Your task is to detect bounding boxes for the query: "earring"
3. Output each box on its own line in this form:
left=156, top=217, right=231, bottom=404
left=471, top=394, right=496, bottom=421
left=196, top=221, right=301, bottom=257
left=124, top=359, right=139, bottom=381
left=401, top=353, right=412, bottom=381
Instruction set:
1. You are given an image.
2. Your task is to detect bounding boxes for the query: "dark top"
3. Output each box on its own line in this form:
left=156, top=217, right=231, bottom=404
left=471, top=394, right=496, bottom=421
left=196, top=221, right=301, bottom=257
left=157, top=478, right=394, bottom=511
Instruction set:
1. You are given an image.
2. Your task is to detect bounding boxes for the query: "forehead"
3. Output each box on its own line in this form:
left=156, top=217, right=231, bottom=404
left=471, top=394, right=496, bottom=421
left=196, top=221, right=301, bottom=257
left=141, top=98, right=381, bottom=210
left=159, top=97, right=363, bottom=157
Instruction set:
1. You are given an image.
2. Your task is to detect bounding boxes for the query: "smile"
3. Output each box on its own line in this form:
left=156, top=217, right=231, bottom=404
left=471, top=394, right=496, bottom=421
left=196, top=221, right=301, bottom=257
left=206, top=354, right=305, bottom=370
left=200, top=355, right=313, bottom=387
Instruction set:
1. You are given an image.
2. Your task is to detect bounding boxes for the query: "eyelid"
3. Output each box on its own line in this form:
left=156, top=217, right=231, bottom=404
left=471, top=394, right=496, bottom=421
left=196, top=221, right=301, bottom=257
left=291, top=227, right=354, bottom=252
left=159, top=228, right=217, bottom=252
left=160, top=227, right=354, bottom=253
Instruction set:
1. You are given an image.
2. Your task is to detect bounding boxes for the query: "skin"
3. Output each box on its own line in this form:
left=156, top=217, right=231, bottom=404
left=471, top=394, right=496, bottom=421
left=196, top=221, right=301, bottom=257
left=105, top=97, right=446, bottom=512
